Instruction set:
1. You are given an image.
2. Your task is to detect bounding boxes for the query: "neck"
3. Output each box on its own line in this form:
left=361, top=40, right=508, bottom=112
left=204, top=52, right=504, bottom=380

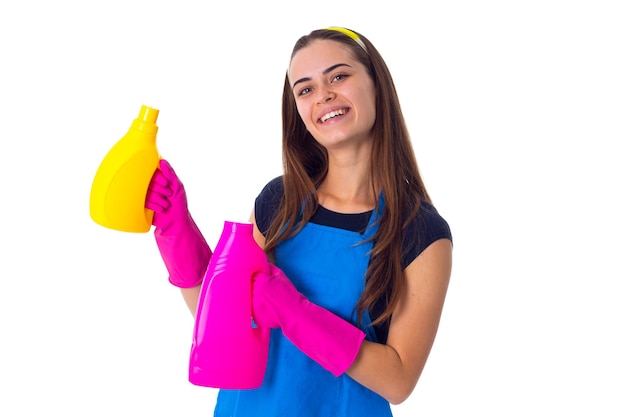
left=317, top=148, right=376, bottom=213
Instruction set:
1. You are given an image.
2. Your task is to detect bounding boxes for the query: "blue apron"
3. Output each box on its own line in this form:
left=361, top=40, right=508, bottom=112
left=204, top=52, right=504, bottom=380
left=214, top=204, right=392, bottom=417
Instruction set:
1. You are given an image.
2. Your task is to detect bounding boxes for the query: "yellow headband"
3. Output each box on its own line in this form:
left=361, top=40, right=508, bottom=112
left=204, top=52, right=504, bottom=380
left=326, top=27, right=367, bottom=52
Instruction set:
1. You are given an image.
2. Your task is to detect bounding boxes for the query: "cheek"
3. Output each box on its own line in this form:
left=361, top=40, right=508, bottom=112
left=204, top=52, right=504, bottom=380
left=367, top=91, right=378, bottom=123
left=296, top=102, right=314, bottom=126
left=354, top=84, right=377, bottom=120
left=358, top=92, right=377, bottom=125
left=369, top=99, right=377, bottom=122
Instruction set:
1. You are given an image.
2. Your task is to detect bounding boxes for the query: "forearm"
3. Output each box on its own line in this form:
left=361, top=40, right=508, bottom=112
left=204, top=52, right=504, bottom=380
left=346, top=339, right=430, bottom=405
left=252, top=253, right=447, bottom=397
left=181, top=285, right=202, bottom=317
left=349, top=239, right=452, bottom=404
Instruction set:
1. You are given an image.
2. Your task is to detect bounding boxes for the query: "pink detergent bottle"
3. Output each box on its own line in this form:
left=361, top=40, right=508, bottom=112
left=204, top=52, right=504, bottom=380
left=189, top=221, right=271, bottom=389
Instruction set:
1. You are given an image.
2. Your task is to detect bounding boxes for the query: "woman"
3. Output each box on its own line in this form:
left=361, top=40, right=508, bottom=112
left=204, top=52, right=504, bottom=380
left=146, top=27, right=453, bottom=416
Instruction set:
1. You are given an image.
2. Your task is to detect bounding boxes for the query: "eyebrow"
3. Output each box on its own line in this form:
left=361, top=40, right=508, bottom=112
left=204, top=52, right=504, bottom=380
left=291, top=63, right=353, bottom=90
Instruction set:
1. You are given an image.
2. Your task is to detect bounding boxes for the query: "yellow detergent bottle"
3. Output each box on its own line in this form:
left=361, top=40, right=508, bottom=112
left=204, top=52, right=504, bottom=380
left=89, top=105, right=161, bottom=233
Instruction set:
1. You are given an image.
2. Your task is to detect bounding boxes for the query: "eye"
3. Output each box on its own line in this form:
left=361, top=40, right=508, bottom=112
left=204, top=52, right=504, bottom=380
left=297, top=87, right=312, bottom=96
left=332, top=73, right=348, bottom=83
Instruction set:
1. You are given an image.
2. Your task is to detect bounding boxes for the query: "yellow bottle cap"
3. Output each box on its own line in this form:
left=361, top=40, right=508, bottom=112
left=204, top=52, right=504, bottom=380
left=133, top=105, right=159, bottom=134
left=138, top=105, right=159, bottom=124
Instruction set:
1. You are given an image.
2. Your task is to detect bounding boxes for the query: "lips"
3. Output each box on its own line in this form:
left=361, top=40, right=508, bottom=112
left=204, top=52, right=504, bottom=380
left=319, top=108, right=348, bottom=123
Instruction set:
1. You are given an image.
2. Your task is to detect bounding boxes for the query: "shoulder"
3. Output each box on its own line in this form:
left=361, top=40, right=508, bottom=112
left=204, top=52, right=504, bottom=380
left=257, top=175, right=284, bottom=200
left=415, top=200, right=452, bottom=237
left=402, top=200, right=452, bottom=268
left=254, top=176, right=284, bottom=235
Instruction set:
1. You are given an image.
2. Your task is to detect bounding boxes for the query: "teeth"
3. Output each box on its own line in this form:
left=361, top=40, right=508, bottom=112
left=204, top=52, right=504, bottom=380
left=321, top=109, right=346, bottom=122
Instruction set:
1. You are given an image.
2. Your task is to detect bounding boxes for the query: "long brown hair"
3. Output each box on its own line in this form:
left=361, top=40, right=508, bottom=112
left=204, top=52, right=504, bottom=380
left=264, top=28, right=431, bottom=327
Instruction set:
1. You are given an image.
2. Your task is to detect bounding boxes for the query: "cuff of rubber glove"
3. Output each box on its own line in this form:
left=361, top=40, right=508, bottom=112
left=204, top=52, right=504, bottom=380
left=168, top=274, right=204, bottom=288
left=154, top=228, right=212, bottom=288
left=328, top=329, right=366, bottom=377
left=288, top=314, right=367, bottom=377
left=166, top=250, right=212, bottom=288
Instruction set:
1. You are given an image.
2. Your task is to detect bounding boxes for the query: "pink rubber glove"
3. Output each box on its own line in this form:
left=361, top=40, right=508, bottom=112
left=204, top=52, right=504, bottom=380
left=145, top=159, right=212, bottom=288
left=252, top=265, right=366, bottom=377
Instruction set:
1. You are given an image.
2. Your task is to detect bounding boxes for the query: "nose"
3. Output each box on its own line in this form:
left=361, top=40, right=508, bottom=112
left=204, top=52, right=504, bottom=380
left=316, top=86, right=335, bottom=104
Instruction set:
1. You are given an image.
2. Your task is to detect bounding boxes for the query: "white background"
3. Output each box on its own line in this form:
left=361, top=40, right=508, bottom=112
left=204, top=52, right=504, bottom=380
left=1, top=1, right=625, bottom=415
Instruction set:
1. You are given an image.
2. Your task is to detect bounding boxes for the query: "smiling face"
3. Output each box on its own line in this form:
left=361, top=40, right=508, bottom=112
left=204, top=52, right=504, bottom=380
left=288, top=39, right=377, bottom=152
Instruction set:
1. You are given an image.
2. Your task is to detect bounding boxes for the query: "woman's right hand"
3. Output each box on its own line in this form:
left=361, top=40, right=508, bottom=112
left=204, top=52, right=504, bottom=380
left=146, top=159, right=190, bottom=231
left=145, top=159, right=212, bottom=288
